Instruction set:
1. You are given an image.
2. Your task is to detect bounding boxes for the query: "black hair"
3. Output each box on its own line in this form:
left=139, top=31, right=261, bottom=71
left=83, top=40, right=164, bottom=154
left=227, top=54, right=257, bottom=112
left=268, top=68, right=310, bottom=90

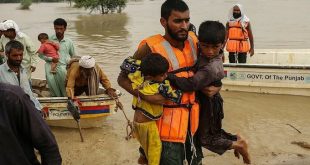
left=53, top=18, right=67, bottom=28
left=161, top=0, right=189, bottom=20
left=140, top=53, right=169, bottom=77
left=198, top=20, right=226, bottom=44
left=38, top=33, right=49, bottom=41
left=5, top=40, right=24, bottom=55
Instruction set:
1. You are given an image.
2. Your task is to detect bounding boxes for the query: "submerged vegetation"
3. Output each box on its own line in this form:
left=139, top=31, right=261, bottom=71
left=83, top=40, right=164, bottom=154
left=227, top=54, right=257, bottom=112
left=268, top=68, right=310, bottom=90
left=0, top=0, right=127, bottom=13
left=20, top=0, right=32, bottom=9
left=74, top=0, right=127, bottom=14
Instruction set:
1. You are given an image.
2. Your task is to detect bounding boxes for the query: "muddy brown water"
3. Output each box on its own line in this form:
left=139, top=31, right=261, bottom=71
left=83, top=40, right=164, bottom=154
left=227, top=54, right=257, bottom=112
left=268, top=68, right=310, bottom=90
left=1, top=1, right=309, bottom=164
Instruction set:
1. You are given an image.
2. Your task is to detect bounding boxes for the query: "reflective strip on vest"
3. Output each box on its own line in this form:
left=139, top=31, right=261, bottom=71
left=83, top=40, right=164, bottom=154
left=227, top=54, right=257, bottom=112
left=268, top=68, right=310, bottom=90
left=187, top=35, right=197, bottom=63
left=160, top=36, right=197, bottom=70
left=161, top=40, right=180, bottom=70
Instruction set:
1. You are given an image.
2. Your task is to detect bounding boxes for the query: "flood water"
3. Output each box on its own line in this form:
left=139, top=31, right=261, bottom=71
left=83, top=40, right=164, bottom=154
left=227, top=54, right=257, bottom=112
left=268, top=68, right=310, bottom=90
left=0, top=1, right=310, bottom=165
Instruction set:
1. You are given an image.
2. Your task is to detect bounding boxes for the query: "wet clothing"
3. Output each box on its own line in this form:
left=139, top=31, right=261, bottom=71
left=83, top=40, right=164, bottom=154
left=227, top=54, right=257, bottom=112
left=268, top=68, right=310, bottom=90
left=160, top=133, right=203, bottom=165
left=134, top=34, right=203, bottom=165
left=121, top=57, right=182, bottom=165
left=0, top=83, right=61, bottom=165
left=134, top=121, right=162, bottom=165
left=167, top=53, right=224, bottom=92
left=168, top=52, right=237, bottom=155
left=121, top=57, right=182, bottom=119
left=197, top=92, right=237, bottom=155
left=0, top=34, right=39, bottom=79
left=66, top=62, right=111, bottom=98
left=39, top=35, right=75, bottom=97
left=0, top=62, right=42, bottom=111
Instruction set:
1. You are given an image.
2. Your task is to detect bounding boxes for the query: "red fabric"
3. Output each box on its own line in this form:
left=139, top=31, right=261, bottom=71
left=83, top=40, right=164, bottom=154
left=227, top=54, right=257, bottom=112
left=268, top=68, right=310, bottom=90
left=38, top=41, right=59, bottom=58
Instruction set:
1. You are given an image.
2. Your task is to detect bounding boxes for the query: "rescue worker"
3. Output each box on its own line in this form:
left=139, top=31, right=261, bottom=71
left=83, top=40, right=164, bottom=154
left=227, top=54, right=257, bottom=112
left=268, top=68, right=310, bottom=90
left=118, top=1, right=220, bottom=164
left=225, top=4, right=254, bottom=63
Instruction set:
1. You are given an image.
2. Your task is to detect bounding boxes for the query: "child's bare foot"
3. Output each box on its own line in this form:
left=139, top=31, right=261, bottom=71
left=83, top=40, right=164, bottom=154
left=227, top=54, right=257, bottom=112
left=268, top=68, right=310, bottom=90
left=233, top=134, right=251, bottom=164
left=137, top=154, right=148, bottom=165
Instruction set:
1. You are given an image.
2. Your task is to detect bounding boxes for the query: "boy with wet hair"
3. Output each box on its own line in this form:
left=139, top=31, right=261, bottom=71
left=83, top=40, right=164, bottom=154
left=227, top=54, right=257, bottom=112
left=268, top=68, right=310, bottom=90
left=37, top=33, right=59, bottom=73
left=167, top=20, right=251, bottom=164
left=120, top=53, right=182, bottom=165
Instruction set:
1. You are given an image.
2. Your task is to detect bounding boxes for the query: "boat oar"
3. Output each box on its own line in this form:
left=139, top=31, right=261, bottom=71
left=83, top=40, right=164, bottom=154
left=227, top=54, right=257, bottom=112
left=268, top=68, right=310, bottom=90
left=67, top=99, right=84, bottom=142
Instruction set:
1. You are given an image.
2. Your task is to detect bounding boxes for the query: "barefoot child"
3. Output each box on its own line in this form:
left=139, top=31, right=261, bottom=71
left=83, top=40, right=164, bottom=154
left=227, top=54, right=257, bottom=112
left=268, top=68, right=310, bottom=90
left=37, top=33, right=59, bottom=73
left=120, top=53, right=182, bottom=165
left=167, top=20, right=251, bottom=164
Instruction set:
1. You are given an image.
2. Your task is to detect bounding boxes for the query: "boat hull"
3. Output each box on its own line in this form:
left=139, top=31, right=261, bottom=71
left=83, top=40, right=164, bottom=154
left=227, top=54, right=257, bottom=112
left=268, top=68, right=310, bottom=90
left=223, top=64, right=310, bottom=96
left=32, top=79, right=119, bottom=128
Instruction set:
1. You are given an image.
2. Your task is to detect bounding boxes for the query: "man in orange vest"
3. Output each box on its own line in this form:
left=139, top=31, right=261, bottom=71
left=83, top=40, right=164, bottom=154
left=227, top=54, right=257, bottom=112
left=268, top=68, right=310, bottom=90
left=118, top=1, right=220, bottom=164
left=225, top=4, right=254, bottom=63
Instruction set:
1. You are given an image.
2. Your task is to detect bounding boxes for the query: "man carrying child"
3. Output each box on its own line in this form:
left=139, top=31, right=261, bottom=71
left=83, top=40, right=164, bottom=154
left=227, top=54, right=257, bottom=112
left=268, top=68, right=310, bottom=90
left=37, top=33, right=59, bottom=74
left=167, top=20, right=251, bottom=164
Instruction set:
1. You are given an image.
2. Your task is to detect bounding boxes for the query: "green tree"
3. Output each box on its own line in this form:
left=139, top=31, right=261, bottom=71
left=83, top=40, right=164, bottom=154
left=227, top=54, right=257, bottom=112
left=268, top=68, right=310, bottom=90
left=74, top=0, right=127, bottom=14
left=20, top=0, right=32, bottom=9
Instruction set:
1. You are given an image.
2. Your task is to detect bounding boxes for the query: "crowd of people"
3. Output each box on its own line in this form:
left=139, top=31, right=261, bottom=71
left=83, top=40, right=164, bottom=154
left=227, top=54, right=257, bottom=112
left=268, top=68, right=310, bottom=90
left=0, top=0, right=254, bottom=164
left=0, top=18, right=118, bottom=164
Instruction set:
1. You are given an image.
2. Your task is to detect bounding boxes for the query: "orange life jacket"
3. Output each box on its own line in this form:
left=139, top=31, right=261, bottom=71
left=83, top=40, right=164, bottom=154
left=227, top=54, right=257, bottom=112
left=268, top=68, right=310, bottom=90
left=138, top=32, right=199, bottom=143
left=226, top=21, right=251, bottom=53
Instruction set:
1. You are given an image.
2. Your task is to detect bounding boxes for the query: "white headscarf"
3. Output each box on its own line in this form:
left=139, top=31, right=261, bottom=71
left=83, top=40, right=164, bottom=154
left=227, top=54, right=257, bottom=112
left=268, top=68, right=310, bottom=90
left=0, top=22, right=5, bottom=31
left=228, top=4, right=250, bottom=30
left=79, top=55, right=96, bottom=68
left=2, top=20, right=24, bottom=38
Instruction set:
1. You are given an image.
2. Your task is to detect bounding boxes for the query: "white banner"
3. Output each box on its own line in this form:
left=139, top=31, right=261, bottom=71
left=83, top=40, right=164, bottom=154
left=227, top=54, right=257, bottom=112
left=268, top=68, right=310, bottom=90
left=224, top=70, right=310, bottom=84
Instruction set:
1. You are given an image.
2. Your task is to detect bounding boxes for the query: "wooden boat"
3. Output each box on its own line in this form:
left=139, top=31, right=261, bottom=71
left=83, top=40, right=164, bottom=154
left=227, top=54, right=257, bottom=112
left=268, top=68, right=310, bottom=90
left=32, top=78, right=121, bottom=128
left=222, top=49, right=310, bottom=96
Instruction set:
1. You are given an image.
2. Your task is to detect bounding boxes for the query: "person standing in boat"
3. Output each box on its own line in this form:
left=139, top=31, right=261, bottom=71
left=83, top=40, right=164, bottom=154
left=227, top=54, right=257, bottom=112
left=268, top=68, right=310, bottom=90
left=65, top=55, right=117, bottom=99
left=0, top=40, right=42, bottom=111
left=0, top=20, right=39, bottom=79
left=225, top=4, right=254, bottom=63
left=167, top=20, right=251, bottom=164
left=39, top=18, right=75, bottom=97
left=0, top=83, right=62, bottom=165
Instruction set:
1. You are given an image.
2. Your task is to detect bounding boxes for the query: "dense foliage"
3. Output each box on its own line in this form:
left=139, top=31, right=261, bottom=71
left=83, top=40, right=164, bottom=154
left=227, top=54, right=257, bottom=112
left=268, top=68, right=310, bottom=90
left=0, top=0, right=63, bottom=2
left=74, top=0, right=127, bottom=14
left=20, top=0, right=32, bottom=9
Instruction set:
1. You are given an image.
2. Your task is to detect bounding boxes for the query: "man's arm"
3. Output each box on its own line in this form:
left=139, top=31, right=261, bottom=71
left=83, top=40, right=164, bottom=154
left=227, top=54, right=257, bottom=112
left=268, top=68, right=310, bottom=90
left=97, top=65, right=118, bottom=97
left=69, top=40, right=75, bottom=57
left=25, top=36, right=39, bottom=71
left=117, top=43, right=166, bottom=104
left=168, top=69, right=213, bottom=92
left=168, top=69, right=221, bottom=97
left=247, top=22, right=254, bottom=56
left=17, top=92, right=62, bottom=165
left=97, top=65, right=112, bottom=90
left=66, top=64, right=78, bottom=98
left=223, top=22, right=230, bottom=48
left=118, top=70, right=166, bottom=104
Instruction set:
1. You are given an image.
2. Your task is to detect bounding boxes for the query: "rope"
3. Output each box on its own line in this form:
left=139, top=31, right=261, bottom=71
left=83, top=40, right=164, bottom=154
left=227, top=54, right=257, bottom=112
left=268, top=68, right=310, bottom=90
left=112, top=97, right=134, bottom=140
